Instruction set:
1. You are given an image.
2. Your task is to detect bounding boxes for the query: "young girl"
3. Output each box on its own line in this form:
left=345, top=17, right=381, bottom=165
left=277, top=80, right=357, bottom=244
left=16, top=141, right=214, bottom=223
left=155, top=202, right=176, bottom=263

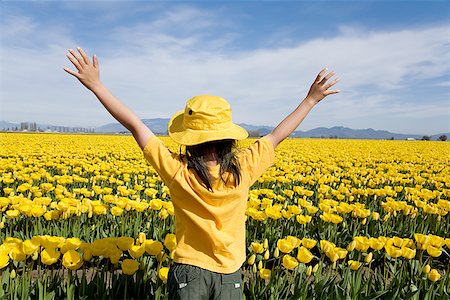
left=64, top=47, right=339, bottom=299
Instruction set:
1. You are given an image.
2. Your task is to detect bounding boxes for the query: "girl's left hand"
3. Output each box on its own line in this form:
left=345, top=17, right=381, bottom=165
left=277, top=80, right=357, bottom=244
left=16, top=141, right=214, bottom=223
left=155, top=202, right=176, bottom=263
left=64, top=47, right=101, bottom=91
left=305, top=68, right=340, bottom=105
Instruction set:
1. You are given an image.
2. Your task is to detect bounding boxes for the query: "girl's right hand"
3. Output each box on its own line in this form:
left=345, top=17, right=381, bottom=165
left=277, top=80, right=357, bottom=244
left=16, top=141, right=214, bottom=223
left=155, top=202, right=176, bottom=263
left=64, top=47, right=101, bottom=91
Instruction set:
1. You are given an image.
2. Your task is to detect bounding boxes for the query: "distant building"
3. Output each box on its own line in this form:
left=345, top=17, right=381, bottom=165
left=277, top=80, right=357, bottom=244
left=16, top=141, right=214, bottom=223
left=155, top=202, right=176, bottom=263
left=406, top=138, right=415, bottom=141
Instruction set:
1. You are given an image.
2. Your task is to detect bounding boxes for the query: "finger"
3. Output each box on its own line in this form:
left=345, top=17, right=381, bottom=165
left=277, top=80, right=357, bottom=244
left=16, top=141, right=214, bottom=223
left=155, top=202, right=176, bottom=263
left=324, top=77, right=340, bottom=90
left=315, top=68, right=328, bottom=83
left=324, top=89, right=340, bottom=96
left=93, top=54, right=99, bottom=68
left=69, top=48, right=85, bottom=66
left=66, top=52, right=82, bottom=71
left=77, top=47, right=90, bottom=65
left=319, top=70, right=336, bottom=85
left=63, top=67, right=80, bottom=78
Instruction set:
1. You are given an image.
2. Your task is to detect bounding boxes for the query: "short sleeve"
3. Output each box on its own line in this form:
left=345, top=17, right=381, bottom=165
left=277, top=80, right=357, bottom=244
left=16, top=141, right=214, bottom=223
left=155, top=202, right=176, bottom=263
left=238, top=136, right=275, bottom=186
left=142, top=135, right=182, bottom=186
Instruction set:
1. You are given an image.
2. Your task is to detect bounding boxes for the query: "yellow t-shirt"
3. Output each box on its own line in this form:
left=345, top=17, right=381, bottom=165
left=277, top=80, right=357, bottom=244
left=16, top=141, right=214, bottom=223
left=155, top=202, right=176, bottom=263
left=143, top=135, right=275, bottom=273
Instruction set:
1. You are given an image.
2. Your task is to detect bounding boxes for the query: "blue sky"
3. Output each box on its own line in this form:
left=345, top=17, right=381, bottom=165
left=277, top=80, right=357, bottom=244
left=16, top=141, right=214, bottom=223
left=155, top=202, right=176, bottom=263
left=1, top=1, right=449, bottom=135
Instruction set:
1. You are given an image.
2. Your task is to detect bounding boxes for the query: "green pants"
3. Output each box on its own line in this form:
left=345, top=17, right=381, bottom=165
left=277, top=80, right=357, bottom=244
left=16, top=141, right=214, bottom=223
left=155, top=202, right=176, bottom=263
left=168, top=263, right=243, bottom=300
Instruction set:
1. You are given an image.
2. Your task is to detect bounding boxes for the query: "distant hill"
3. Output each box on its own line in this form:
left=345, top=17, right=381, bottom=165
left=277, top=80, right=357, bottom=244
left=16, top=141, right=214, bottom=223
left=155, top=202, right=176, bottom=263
left=1, top=119, right=448, bottom=140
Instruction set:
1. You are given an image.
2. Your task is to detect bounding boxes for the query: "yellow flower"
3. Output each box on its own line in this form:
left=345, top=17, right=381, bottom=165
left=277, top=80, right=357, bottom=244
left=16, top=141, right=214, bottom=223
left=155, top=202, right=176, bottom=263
left=0, top=254, right=9, bottom=269
left=61, top=238, right=82, bottom=254
left=158, top=267, right=169, bottom=282
left=145, top=240, right=164, bottom=256
left=122, top=259, right=139, bottom=275
left=282, top=255, right=298, bottom=270
left=247, top=254, right=256, bottom=265
left=259, top=268, right=271, bottom=280
left=428, top=269, right=441, bottom=282
left=23, top=240, right=40, bottom=255
left=277, top=238, right=296, bottom=254
left=138, top=232, right=146, bottom=244
left=423, top=264, right=431, bottom=274
left=149, top=199, right=163, bottom=210
left=41, top=248, right=61, bottom=265
left=296, top=214, right=312, bottom=224
left=129, top=245, right=145, bottom=259
left=116, top=237, right=134, bottom=251
left=6, top=210, right=20, bottom=218
left=385, top=244, right=402, bottom=258
left=401, top=247, right=416, bottom=260
left=297, top=247, right=314, bottom=264
left=301, top=238, right=317, bottom=249
left=9, top=245, right=26, bottom=262
left=264, top=250, right=270, bottom=260
left=306, top=265, right=312, bottom=276
left=347, top=241, right=356, bottom=252
left=83, top=249, right=93, bottom=261
left=164, top=234, right=177, bottom=252
left=111, top=206, right=123, bottom=216
left=348, top=260, right=361, bottom=271
left=426, top=245, right=442, bottom=258
left=250, top=242, right=265, bottom=254
left=371, top=212, right=380, bottom=220
left=364, top=252, right=373, bottom=264
left=62, top=250, right=83, bottom=270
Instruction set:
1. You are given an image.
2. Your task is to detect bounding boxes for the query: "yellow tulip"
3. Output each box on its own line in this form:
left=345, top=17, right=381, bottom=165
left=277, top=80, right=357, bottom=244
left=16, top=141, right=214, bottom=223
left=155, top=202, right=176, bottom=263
left=428, top=269, right=441, bottom=282
left=23, top=240, right=40, bottom=255
left=277, top=238, right=295, bottom=254
left=282, top=255, right=298, bottom=270
left=423, top=264, right=431, bottom=274
left=250, top=242, right=265, bottom=254
left=62, top=250, right=83, bottom=270
left=348, top=260, right=361, bottom=271
left=144, top=240, right=163, bottom=256
left=138, top=232, right=146, bottom=244
left=259, top=268, right=271, bottom=280
left=401, top=247, right=416, bottom=260
left=264, top=250, right=270, bottom=260
left=9, top=246, right=26, bottom=262
left=129, top=245, right=145, bottom=259
left=61, top=238, right=82, bottom=254
left=158, top=267, right=169, bottom=282
left=111, top=206, right=123, bottom=216
left=116, top=237, right=134, bottom=251
left=41, top=248, right=60, bottom=265
left=302, top=238, right=317, bottom=249
left=0, top=254, right=9, bottom=269
left=296, top=214, right=312, bottom=224
left=426, top=245, right=442, bottom=258
left=164, top=234, right=177, bottom=252
left=273, top=247, right=280, bottom=258
left=297, top=247, right=314, bottom=264
left=247, top=254, right=256, bottom=265
left=306, top=265, right=312, bottom=276
left=364, top=252, right=373, bottom=264
left=122, top=259, right=139, bottom=275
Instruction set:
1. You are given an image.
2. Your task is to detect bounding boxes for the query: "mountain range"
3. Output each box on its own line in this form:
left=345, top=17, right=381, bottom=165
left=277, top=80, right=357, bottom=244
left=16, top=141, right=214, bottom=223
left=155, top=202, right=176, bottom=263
left=1, top=119, right=448, bottom=140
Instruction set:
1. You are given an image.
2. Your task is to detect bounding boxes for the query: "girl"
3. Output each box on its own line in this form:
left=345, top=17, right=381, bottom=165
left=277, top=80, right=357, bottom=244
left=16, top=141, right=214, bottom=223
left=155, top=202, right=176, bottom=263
left=64, top=47, right=339, bottom=299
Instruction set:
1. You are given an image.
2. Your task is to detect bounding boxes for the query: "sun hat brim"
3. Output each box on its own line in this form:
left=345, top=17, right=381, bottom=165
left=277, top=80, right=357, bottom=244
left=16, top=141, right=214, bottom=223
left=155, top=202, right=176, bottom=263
left=168, top=110, right=248, bottom=146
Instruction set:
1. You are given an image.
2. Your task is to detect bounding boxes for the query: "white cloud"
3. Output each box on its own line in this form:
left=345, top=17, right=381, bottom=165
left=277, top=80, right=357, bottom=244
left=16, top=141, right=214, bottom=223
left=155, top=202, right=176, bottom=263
left=1, top=6, right=449, bottom=135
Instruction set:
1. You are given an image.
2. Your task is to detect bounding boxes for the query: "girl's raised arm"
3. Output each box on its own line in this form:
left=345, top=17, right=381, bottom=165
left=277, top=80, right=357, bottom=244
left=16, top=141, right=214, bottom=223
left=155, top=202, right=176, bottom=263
left=265, top=68, right=340, bottom=148
left=64, top=47, right=154, bottom=150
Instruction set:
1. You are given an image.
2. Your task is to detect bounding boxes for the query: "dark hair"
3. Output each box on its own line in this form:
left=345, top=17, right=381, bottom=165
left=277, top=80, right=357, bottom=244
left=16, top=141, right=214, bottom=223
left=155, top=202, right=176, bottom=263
left=185, top=139, right=241, bottom=191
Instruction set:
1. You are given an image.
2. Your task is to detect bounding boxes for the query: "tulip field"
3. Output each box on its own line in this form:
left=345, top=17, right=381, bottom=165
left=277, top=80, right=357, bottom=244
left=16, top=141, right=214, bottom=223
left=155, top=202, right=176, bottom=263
left=0, top=132, right=449, bottom=299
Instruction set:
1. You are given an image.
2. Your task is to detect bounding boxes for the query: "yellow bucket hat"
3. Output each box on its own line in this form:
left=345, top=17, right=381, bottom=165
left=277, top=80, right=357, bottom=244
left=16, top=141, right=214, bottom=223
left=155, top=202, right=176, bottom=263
left=168, top=95, right=248, bottom=146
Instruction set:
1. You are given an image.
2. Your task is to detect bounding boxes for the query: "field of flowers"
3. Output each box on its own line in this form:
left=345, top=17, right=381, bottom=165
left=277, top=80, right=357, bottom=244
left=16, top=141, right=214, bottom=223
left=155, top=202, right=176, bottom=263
left=0, top=132, right=449, bottom=299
